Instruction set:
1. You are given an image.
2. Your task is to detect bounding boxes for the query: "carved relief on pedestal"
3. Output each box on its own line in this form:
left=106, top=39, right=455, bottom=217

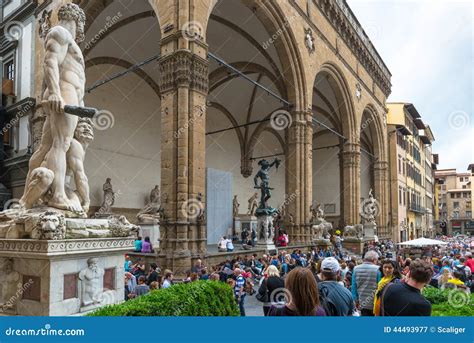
left=78, top=257, right=104, bottom=307
left=0, top=258, right=21, bottom=309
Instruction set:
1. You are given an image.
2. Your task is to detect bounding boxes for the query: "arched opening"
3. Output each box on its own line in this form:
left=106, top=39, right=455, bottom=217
left=205, top=0, right=302, bottom=244
left=312, top=65, right=355, bottom=228
left=360, top=109, right=376, bottom=198
left=79, top=0, right=162, bottom=217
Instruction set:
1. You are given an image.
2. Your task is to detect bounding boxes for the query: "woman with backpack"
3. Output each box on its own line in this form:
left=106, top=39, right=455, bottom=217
left=257, top=265, right=284, bottom=316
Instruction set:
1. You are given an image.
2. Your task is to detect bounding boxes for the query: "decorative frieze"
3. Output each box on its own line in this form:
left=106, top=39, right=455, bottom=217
left=312, top=0, right=391, bottom=96
left=0, top=237, right=134, bottom=255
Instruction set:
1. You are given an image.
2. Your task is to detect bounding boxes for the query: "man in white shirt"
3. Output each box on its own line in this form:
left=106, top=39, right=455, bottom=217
left=218, top=236, right=227, bottom=252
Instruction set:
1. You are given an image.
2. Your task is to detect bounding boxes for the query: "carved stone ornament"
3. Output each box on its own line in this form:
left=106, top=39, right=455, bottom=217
left=79, top=257, right=104, bottom=307
left=38, top=9, right=52, bottom=39
left=304, top=28, right=315, bottom=54
left=355, top=82, right=362, bottom=101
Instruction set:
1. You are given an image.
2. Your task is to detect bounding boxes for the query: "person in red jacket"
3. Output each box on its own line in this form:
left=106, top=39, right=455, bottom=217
left=277, top=230, right=287, bottom=247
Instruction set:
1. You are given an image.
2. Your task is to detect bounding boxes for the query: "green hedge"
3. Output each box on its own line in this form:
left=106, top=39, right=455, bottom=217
left=89, top=281, right=240, bottom=316
left=422, top=286, right=474, bottom=316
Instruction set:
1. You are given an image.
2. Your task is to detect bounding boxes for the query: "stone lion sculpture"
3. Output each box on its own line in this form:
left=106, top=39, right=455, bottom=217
left=312, top=221, right=332, bottom=240
left=31, top=210, right=66, bottom=240
left=343, top=224, right=363, bottom=240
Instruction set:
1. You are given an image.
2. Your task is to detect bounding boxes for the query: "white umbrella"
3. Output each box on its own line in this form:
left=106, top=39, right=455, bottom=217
left=398, top=237, right=448, bottom=246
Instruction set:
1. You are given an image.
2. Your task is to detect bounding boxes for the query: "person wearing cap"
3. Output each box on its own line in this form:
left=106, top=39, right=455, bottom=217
left=351, top=250, right=382, bottom=316
left=318, top=257, right=355, bottom=316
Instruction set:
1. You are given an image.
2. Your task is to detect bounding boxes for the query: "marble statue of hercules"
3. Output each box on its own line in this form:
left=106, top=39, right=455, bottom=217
left=20, top=4, right=86, bottom=211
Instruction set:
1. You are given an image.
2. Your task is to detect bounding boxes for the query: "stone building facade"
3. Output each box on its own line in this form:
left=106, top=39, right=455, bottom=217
left=387, top=103, right=436, bottom=242
left=2, top=0, right=392, bottom=272
left=435, top=167, right=474, bottom=236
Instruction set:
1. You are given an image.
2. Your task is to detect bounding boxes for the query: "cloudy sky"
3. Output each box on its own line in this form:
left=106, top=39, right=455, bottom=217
left=347, top=0, right=473, bottom=171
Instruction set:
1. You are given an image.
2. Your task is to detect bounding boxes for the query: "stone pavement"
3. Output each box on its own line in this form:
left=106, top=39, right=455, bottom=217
left=243, top=287, right=264, bottom=316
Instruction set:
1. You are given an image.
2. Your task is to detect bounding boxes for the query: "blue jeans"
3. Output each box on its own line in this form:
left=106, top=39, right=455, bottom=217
left=236, top=294, right=246, bottom=316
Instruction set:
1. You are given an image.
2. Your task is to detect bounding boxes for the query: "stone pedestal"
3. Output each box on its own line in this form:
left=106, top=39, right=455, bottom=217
left=233, top=217, right=241, bottom=237
left=239, top=215, right=257, bottom=239
left=0, top=237, right=133, bottom=316
left=363, top=223, right=376, bottom=241
left=257, top=215, right=276, bottom=252
left=343, top=238, right=364, bottom=255
left=138, top=223, right=160, bottom=248
left=315, top=239, right=332, bottom=250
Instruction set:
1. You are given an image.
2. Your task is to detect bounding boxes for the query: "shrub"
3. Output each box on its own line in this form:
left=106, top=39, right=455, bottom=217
left=89, top=281, right=240, bottom=316
left=432, top=303, right=474, bottom=317
left=423, top=286, right=474, bottom=316
left=422, top=286, right=450, bottom=304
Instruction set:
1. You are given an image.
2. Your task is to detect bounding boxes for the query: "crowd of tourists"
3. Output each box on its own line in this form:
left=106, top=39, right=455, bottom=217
left=123, top=234, right=473, bottom=316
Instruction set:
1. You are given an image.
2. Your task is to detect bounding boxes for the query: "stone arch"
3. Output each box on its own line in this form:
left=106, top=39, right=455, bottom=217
left=360, top=103, right=386, bottom=161
left=315, top=62, right=357, bottom=141
left=77, top=0, right=161, bottom=36
left=85, top=57, right=161, bottom=98
left=206, top=0, right=307, bottom=109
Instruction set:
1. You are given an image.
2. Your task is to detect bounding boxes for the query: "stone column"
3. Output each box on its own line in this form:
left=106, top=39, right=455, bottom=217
left=374, top=160, right=389, bottom=238
left=342, top=142, right=361, bottom=226
left=285, top=109, right=312, bottom=245
left=157, top=33, right=209, bottom=275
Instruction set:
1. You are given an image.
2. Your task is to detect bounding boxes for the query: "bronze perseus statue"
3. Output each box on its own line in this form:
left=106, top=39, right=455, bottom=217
left=253, top=158, right=281, bottom=210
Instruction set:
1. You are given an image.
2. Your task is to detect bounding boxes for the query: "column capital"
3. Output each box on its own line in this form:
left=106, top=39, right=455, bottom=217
left=158, top=50, right=209, bottom=95
left=373, top=160, right=389, bottom=171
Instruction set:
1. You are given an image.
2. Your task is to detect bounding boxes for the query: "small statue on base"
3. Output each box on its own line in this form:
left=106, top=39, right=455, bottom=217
left=0, top=259, right=21, bottom=309
left=310, top=202, right=325, bottom=224
left=360, top=188, right=378, bottom=225
left=247, top=192, right=259, bottom=216
left=97, top=178, right=115, bottom=216
left=233, top=195, right=240, bottom=218
left=79, top=257, right=104, bottom=307
left=253, top=158, right=280, bottom=215
left=137, top=185, right=161, bottom=224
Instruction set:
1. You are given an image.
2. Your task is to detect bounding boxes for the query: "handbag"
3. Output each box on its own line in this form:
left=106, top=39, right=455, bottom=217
left=256, top=279, right=269, bottom=302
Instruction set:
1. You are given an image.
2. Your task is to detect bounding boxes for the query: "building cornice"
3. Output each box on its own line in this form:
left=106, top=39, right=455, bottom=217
left=0, top=0, right=37, bottom=26
left=313, top=0, right=391, bottom=97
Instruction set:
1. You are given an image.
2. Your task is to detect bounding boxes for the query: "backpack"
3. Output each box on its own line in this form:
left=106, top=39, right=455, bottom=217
left=454, top=265, right=468, bottom=283
left=319, top=289, right=338, bottom=316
